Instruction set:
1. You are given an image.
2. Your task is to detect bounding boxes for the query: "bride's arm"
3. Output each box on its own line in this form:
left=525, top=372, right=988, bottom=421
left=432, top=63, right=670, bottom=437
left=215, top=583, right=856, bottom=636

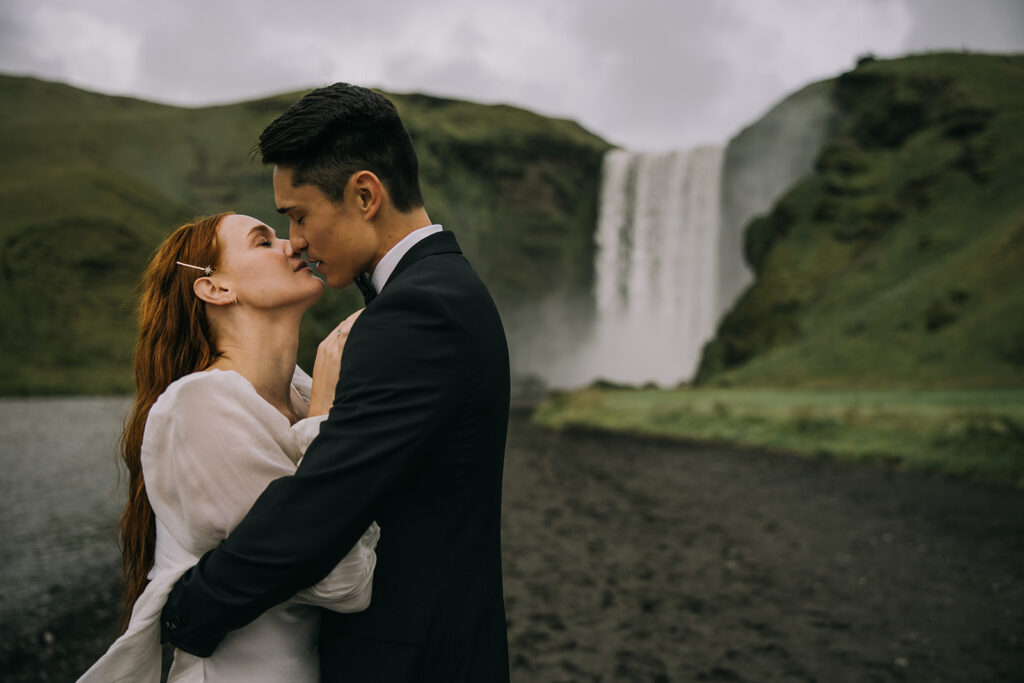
left=144, top=372, right=377, bottom=613
left=142, top=373, right=299, bottom=552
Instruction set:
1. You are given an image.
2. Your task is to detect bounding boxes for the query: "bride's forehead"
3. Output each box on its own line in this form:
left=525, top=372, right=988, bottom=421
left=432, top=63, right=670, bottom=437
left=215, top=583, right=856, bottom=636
left=219, top=215, right=275, bottom=240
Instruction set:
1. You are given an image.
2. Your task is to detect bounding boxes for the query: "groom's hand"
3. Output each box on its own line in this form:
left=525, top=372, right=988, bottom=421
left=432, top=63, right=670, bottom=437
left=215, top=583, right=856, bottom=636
left=161, top=563, right=225, bottom=657
left=309, top=309, right=364, bottom=417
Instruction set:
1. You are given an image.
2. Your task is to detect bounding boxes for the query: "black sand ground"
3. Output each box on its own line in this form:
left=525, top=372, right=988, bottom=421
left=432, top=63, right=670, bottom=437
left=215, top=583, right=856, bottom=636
left=6, top=410, right=1023, bottom=682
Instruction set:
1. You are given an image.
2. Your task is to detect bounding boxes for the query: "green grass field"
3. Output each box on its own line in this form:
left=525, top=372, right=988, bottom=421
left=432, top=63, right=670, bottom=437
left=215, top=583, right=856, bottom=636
left=534, top=387, right=1024, bottom=485
left=0, top=77, right=609, bottom=394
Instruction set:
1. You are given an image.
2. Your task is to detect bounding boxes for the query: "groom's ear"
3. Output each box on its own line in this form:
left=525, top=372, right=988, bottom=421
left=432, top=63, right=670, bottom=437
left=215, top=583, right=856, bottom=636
left=350, top=170, right=383, bottom=220
left=193, top=277, right=235, bottom=306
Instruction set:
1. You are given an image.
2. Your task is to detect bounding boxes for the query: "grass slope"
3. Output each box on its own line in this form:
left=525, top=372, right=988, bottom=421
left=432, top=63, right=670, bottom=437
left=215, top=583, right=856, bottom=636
left=697, top=53, right=1024, bottom=389
left=535, top=387, right=1024, bottom=485
left=0, top=77, right=609, bottom=394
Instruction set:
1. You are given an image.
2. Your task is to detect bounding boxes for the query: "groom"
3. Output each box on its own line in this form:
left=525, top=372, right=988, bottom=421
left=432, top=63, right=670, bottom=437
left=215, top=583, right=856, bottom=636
left=161, top=83, right=511, bottom=681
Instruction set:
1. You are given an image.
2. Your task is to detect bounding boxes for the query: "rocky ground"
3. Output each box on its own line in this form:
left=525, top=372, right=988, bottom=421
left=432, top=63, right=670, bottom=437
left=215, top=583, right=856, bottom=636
left=5, top=409, right=1023, bottom=681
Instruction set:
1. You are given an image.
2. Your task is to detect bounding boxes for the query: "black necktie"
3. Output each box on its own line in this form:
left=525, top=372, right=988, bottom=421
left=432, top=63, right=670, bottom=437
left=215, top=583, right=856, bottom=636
left=354, top=272, right=377, bottom=305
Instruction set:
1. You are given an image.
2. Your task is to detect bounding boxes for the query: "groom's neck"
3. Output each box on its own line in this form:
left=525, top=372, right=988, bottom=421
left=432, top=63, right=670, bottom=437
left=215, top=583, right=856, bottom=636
left=368, top=205, right=432, bottom=272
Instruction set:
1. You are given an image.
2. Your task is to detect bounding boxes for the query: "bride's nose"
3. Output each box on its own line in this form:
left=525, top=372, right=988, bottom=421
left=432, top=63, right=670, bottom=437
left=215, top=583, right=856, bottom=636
left=282, top=239, right=294, bottom=257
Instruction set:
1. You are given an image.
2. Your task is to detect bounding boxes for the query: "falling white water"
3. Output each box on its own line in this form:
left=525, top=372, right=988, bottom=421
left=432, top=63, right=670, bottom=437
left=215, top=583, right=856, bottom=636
left=516, top=86, right=834, bottom=390
left=581, top=147, right=726, bottom=386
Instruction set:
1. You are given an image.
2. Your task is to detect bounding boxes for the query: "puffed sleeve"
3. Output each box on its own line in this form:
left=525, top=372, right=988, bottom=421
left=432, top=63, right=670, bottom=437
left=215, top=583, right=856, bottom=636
left=291, top=520, right=379, bottom=611
left=142, top=370, right=377, bottom=612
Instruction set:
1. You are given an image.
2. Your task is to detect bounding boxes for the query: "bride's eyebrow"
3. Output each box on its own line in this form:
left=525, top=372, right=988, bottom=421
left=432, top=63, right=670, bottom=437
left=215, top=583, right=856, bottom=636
left=247, top=225, right=276, bottom=240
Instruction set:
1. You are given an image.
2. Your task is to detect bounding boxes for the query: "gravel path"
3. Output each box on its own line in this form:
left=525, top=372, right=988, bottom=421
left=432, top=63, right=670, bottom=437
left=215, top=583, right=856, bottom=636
left=5, top=410, right=1023, bottom=681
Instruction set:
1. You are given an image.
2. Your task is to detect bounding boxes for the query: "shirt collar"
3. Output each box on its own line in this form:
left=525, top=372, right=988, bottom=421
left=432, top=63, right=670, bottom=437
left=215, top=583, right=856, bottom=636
left=370, top=224, right=443, bottom=293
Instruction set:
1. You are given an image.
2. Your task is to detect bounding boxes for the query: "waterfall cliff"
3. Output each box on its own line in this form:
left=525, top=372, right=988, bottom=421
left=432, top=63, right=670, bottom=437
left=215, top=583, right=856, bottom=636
left=717, top=80, right=838, bottom=315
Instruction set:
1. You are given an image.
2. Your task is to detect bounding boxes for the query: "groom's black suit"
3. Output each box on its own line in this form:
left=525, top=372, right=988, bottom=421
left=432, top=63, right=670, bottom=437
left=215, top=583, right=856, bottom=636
left=162, top=231, right=511, bottom=681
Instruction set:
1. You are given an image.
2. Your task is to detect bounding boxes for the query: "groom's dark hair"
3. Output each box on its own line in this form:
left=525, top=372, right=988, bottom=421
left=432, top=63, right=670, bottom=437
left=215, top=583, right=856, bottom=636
left=258, top=83, right=424, bottom=212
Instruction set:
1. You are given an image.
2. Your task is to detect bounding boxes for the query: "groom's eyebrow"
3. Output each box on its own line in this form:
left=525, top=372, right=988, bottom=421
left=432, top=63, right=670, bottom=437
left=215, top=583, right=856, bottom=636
left=276, top=205, right=292, bottom=214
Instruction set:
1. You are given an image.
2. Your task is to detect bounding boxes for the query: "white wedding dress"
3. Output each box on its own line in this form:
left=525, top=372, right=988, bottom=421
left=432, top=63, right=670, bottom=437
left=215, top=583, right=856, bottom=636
left=78, top=368, right=380, bottom=682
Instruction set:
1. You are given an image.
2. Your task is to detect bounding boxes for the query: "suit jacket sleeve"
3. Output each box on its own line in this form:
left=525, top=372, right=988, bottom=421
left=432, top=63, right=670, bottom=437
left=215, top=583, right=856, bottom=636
left=161, top=285, right=462, bottom=655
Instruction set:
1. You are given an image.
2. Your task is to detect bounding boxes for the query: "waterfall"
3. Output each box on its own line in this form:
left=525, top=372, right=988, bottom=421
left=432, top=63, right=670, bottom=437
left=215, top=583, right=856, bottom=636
left=586, top=146, right=725, bottom=386
left=515, top=83, right=835, bottom=390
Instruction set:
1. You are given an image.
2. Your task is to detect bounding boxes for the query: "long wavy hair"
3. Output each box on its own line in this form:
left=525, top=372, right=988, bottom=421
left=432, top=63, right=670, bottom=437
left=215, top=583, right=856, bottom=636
left=117, top=212, right=231, bottom=630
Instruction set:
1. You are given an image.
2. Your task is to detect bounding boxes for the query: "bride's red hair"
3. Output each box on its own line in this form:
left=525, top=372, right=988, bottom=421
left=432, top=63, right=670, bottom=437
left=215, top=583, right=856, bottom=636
left=117, top=212, right=231, bottom=630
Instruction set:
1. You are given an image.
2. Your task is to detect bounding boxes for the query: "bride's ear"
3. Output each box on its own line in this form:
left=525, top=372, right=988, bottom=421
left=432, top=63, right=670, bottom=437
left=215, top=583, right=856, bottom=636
left=193, top=277, right=235, bottom=306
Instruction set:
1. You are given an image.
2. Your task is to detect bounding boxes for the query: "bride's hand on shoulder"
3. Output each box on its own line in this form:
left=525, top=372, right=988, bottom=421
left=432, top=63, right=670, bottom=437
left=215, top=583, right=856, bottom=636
left=309, top=309, right=364, bottom=417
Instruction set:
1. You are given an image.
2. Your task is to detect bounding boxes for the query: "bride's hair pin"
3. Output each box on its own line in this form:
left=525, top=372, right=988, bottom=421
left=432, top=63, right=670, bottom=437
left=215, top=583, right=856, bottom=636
left=175, top=261, right=214, bottom=276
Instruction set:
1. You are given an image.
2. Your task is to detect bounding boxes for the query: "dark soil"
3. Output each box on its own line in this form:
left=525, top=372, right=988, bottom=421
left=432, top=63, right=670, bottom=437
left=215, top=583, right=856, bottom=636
left=501, top=410, right=1024, bottom=682
left=6, top=410, right=1024, bottom=682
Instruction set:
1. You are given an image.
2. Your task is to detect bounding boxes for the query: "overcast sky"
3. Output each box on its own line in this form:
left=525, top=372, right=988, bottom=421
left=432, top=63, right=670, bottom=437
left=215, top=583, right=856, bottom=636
left=1, top=0, right=1021, bottom=150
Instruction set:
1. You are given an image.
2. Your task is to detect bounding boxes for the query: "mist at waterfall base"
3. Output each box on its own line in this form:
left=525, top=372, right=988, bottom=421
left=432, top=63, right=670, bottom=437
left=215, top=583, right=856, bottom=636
left=516, top=146, right=741, bottom=387
left=512, top=147, right=734, bottom=389
left=512, top=82, right=835, bottom=390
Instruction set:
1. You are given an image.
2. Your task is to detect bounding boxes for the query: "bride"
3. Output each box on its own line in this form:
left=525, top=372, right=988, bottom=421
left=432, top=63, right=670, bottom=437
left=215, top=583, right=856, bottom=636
left=79, top=212, right=379, bottom=682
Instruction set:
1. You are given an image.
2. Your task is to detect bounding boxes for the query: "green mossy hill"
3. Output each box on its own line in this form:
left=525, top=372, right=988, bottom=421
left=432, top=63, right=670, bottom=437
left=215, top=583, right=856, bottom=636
left=697, top=53, right=1024, bottom=389
left=0, top=77, right=610, bottom=394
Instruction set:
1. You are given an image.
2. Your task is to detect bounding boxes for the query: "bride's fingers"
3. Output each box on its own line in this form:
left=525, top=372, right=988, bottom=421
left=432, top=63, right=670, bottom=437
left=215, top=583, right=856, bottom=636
left=332, top=308, right=364, bottom=338
left=342, top=307, right=365, bottom=327
left=310, top=310, right=365, bottom=416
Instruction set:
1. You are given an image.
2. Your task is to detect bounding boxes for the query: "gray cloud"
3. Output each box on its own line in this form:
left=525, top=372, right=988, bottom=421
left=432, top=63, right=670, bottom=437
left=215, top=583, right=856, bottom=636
left=130, top=5, right=323, bottom=104
left=0, top=0, right=1020, bottom=149
left=560, top=2, right=740, bottom=148
left=0, top=7, right=58, bottom=76
left=904, top=0, right=1024, bottom=53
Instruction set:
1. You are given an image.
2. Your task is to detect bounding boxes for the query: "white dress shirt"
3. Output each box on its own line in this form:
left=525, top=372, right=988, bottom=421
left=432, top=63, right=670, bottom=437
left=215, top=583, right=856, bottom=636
left=370, top=224, right=443, bottom=294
